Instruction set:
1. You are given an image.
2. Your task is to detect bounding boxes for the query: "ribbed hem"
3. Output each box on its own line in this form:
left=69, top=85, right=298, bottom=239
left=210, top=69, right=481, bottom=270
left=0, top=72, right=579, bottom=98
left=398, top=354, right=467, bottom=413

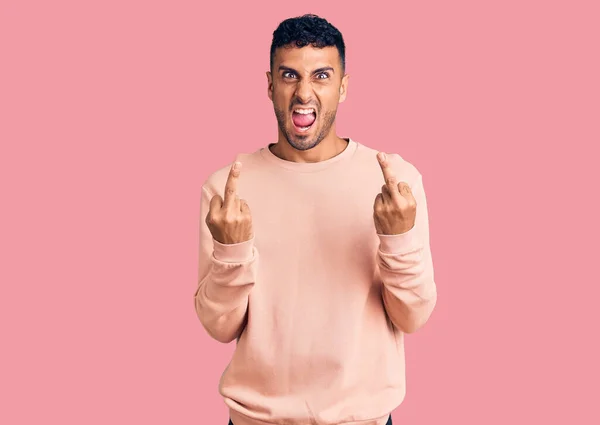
left=213, top=237, right=254, bottom=262
left=229, top=410, right=391, bottom=425
left=377, top=227, right=422, bottom=255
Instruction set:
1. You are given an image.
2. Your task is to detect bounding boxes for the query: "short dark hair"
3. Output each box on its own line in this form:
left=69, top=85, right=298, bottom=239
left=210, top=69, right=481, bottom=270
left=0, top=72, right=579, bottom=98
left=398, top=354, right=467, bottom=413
left=269, top=14, right=346, bottom=73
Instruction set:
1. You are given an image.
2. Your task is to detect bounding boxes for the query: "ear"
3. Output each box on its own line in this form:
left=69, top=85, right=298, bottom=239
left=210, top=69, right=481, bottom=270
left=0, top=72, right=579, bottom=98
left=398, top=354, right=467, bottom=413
left=266, top=71, right=273, bottom=101
left=339, top=73, right=349, bottom=103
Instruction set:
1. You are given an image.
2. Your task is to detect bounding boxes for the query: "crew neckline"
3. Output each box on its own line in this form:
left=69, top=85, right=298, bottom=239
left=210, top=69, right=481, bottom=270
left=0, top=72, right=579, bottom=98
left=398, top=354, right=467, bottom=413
left=259, top=138, right=358, bottom=172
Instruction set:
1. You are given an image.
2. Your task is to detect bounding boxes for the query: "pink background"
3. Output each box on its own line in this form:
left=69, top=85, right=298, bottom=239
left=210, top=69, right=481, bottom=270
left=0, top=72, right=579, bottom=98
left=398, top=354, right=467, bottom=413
left=1, top=0, right=599, bottom=424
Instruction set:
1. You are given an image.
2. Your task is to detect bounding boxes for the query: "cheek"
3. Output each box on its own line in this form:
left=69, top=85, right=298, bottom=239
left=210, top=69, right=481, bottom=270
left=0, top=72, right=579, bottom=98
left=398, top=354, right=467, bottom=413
left=273, top=85, right=291, bottom=98
left=274, top=94, right=291, bottom=109
left=317, top=88, right=338, bottom=104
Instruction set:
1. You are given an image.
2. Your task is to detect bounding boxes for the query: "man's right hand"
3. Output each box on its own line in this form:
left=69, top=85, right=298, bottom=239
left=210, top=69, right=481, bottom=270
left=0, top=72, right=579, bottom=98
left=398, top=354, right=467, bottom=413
left=205, top=161, right=254, bottom=245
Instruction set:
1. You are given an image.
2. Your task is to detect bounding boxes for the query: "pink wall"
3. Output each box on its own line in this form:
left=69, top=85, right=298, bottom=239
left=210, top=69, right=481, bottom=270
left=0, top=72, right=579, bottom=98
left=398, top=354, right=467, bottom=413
left=1, top=1, right=598, bottom=424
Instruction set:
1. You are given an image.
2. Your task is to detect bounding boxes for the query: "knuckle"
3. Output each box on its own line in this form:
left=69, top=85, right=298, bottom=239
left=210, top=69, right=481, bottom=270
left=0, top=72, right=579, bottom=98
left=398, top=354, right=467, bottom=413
left=223, top=212, right=234, bottom=223
left=207, top=214, right=220, bottom=226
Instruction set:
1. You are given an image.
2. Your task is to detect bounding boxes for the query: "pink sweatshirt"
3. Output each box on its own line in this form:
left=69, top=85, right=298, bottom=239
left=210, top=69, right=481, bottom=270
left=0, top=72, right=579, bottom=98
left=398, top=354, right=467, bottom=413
left=194, top=138, right=437, bottom=425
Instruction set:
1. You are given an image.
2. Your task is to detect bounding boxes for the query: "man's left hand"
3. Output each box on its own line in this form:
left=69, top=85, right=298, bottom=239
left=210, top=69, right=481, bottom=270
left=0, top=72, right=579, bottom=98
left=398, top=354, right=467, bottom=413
left=373, top=152, right=417, bottom=235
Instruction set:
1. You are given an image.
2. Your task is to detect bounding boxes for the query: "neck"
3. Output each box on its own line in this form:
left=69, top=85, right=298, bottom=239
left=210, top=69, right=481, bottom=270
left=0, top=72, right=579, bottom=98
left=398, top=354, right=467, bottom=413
left=270, top=130, right=349, bottom=163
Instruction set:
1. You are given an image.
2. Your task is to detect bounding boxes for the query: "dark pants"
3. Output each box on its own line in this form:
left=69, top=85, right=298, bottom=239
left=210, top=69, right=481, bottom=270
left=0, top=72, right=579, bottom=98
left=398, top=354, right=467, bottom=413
left=228, top=415, right=392, bottom=425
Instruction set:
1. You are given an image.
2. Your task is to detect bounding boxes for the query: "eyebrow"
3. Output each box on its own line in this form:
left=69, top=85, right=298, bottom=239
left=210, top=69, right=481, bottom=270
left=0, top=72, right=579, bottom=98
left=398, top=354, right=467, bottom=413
left=278, top=66, right=335, bottom=75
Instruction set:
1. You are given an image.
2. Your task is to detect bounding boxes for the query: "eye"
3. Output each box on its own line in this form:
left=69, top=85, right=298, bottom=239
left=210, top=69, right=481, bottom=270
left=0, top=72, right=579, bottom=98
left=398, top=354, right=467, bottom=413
left=316, top=72, right=329, bottom=79
left=283, top=72, right=297, bottom=79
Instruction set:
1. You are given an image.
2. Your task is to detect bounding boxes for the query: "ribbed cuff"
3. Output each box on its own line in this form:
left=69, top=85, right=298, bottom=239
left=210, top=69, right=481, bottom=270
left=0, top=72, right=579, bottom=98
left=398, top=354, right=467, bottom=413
left=377, top=227, right=422, bottom=254
left=212, top=237, right=254, bottom=263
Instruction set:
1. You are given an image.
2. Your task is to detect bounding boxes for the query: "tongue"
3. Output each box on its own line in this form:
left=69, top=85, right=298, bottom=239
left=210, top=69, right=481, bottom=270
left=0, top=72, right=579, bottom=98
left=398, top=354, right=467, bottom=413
left=292, top=112, right=316, bottom=127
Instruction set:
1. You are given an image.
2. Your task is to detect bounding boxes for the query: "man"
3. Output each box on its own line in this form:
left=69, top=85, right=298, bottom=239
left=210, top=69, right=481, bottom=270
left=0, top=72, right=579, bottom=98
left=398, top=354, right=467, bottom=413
left=194, top=14, right=437, bottom=425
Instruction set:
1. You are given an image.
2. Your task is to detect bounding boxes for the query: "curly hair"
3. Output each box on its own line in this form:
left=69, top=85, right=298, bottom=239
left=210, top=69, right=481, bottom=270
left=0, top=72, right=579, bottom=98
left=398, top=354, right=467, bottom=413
left=269, top=14, right=346, bottom=73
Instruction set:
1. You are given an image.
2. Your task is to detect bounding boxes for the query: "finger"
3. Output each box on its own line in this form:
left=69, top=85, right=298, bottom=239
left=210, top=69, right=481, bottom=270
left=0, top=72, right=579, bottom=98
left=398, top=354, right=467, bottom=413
left=377, top=152, right=401, bottom=202
left=381, top=184, right=392, bottom=203
left=240, top=199, right=251, bottom=213
left=209, top=194, right=223, bottom=212
left=223, top=161, right=241, bottom=208
left=373, top=193, right=384, bottom=211
left=206, top=195, right=223, bottom=226
left=398, top=182, right=416, bottom=203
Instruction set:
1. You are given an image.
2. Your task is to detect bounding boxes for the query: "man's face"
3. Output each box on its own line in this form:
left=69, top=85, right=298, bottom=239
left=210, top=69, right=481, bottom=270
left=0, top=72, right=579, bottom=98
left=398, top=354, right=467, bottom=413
left=267, top=45, right=349, bottom=151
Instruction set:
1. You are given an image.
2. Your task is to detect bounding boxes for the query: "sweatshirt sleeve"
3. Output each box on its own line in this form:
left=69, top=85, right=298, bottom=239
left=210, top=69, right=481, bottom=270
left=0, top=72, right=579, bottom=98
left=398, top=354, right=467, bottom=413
left=377, top=173, right=437, bottom=334
left=193, top=185, right=259, bottom=343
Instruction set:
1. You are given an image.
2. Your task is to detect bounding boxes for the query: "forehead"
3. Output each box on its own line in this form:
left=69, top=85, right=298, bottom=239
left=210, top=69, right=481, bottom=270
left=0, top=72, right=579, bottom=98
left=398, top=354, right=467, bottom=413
left=273, top=45, right=341, bottom=72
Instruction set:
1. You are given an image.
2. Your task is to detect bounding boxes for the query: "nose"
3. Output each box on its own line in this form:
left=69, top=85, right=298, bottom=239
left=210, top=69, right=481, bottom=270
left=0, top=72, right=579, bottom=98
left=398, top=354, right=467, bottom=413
left=293, top=78, right=314, bottom=104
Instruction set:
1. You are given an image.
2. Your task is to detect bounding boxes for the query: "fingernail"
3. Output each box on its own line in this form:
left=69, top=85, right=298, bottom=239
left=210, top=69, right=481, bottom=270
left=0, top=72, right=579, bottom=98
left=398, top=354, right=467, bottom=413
left=233, top=161, right=241, bottom=170
left=379, top=152, right=386, bottom=161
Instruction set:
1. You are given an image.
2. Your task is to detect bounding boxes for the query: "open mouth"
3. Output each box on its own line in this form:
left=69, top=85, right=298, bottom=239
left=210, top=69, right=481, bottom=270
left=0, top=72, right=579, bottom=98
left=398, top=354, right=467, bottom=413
left=291, top=108, right=317, bottom=132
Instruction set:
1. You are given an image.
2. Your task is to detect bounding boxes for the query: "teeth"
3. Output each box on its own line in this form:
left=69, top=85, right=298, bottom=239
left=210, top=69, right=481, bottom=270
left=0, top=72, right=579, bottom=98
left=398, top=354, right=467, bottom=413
left=293, top=108, right=315, bottom=115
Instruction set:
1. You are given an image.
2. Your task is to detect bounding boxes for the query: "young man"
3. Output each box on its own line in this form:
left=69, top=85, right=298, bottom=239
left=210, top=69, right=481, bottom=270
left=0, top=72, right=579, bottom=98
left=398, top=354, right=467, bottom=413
left=194, top=14, right=437, bottom=425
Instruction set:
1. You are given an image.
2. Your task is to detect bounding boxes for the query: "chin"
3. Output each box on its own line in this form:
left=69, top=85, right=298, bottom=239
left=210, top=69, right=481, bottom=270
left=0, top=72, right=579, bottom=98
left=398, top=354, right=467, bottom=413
left=287, top=133, right=322, bottom=151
